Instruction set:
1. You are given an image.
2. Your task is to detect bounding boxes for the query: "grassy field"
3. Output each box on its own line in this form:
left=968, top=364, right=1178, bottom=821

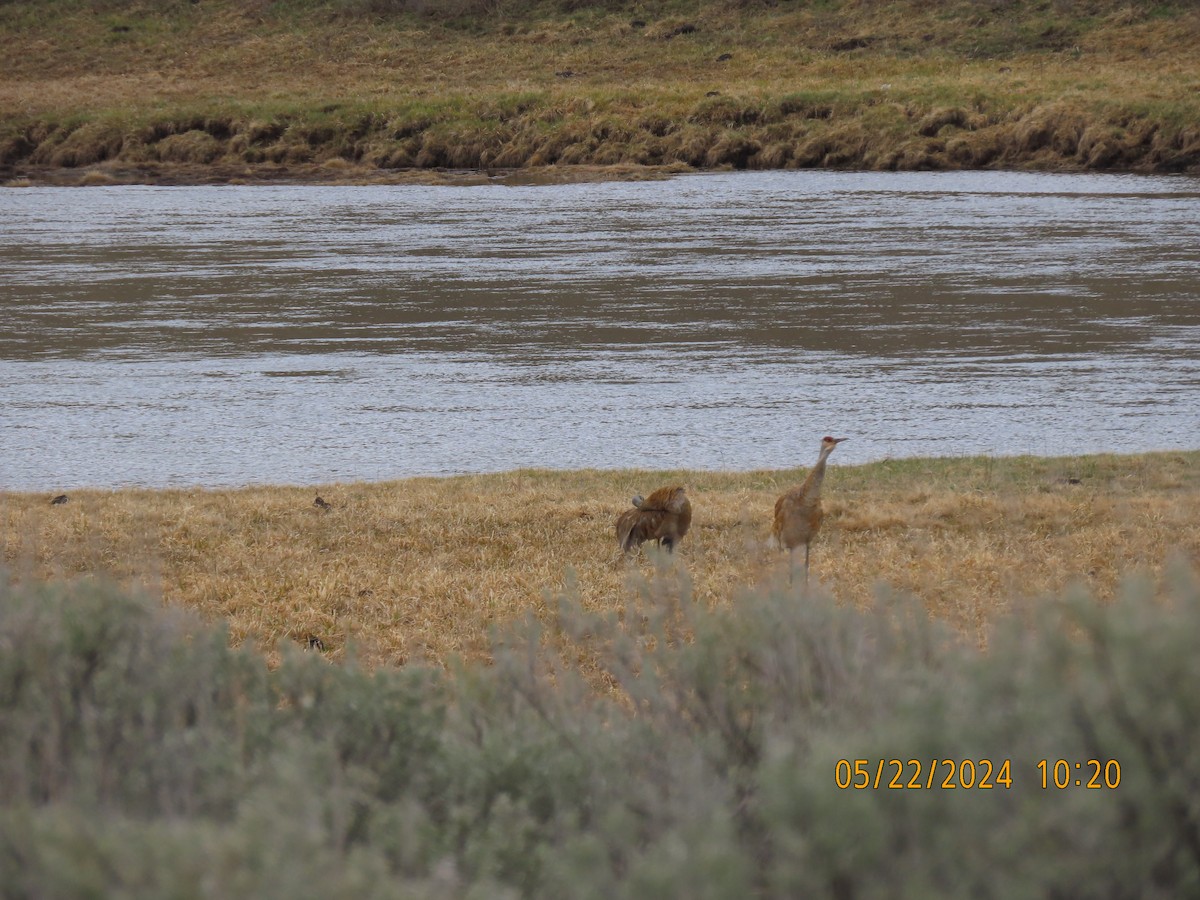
left=4, top=451, right=1198, bottom=671
left=4, top=462, right=1200, bottom=895
left=2, top=0, right=1199, bottom=182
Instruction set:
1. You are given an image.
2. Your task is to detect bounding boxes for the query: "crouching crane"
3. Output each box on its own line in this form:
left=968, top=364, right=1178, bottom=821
left=616, top=485, right=692, bottom=555
left=772, top=436, right=846, bottom=583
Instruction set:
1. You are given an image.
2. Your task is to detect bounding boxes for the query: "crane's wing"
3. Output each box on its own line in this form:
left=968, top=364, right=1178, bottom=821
left=772, top=488, right=803, bottom=538
left=615, top=506, right=672, bottom=552
left=772, top=492, right=788, bottom=529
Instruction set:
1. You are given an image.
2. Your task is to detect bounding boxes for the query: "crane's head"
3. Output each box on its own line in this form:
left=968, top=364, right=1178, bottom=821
left=821, top=436, right=847, bottom=451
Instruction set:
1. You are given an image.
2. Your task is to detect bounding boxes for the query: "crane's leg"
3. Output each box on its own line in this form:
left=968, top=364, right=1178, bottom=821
left=787, top=547, right=795, bottom=586
left=804, top=543, right=811, bottom=586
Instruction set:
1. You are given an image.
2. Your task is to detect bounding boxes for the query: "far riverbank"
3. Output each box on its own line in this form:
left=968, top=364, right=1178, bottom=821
left=4, top=0, right=1199, bottom=185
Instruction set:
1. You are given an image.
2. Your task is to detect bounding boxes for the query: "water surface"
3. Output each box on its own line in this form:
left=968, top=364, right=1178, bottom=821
left=2, top=170, right=1198, bottom=489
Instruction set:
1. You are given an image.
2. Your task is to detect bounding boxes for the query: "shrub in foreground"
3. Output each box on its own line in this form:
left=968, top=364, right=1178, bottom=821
left=1, top=563, right=1199, bottom=898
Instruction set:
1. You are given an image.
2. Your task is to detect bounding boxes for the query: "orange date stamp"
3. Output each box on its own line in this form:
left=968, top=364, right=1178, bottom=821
left=835, top=758, right=1123, bottom=790
left=834, top=758, right=1013, bottom=790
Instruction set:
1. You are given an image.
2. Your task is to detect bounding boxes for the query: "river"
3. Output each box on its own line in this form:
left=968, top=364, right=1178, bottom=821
left=1, top=170, right=1198, bottom=490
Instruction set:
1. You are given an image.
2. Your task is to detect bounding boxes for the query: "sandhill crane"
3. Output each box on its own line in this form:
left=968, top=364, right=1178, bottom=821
left=616, top=485, right=692, bottom=555
left=772, top=436, right=846, bottom=583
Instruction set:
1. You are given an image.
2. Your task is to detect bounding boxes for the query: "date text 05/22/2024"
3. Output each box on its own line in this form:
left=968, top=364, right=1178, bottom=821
left=834, top=759, right=1122, bottom=791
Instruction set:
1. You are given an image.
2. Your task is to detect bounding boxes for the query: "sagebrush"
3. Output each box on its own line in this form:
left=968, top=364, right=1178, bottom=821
left=3, top=562, right=1199, bottom=897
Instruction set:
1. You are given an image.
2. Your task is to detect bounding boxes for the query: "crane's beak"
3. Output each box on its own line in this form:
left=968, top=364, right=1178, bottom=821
left=831, top=437, right=848, bottom=443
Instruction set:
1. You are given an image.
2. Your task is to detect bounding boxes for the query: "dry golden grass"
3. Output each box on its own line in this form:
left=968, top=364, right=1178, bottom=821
left=4, top=453, right=1198, bottom=670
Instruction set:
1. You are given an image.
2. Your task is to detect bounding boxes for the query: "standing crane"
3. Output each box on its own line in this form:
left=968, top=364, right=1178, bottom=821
left=616, top=485, right=692, bottom=555
left=772, top=436, right=846, bottom=583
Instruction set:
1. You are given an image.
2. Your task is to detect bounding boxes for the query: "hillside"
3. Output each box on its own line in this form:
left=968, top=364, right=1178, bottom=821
left=2, top=0, right=1199, bottom=183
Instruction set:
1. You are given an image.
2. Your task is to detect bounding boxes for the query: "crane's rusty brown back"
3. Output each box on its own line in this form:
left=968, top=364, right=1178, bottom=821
left=616, top=485, right=692, bottom=554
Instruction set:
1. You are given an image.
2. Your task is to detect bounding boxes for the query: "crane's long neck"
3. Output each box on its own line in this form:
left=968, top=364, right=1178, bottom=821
left=801, top=446, right=835, bottom=499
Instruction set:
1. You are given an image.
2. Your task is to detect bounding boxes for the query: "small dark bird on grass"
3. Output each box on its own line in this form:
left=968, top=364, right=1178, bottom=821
left=772, top=436, right=846, bottom=584
left=313, top=495, right=332, bottom=511
left=615, top=485, right=692, bottom=555
left=50, top=494, right=69, bottom=505
left=306, top=634, right=326, bottom=651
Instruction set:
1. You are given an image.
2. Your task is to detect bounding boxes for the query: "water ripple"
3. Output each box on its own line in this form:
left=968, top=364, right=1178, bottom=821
left=1, top=171, right=1198, bottom=488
